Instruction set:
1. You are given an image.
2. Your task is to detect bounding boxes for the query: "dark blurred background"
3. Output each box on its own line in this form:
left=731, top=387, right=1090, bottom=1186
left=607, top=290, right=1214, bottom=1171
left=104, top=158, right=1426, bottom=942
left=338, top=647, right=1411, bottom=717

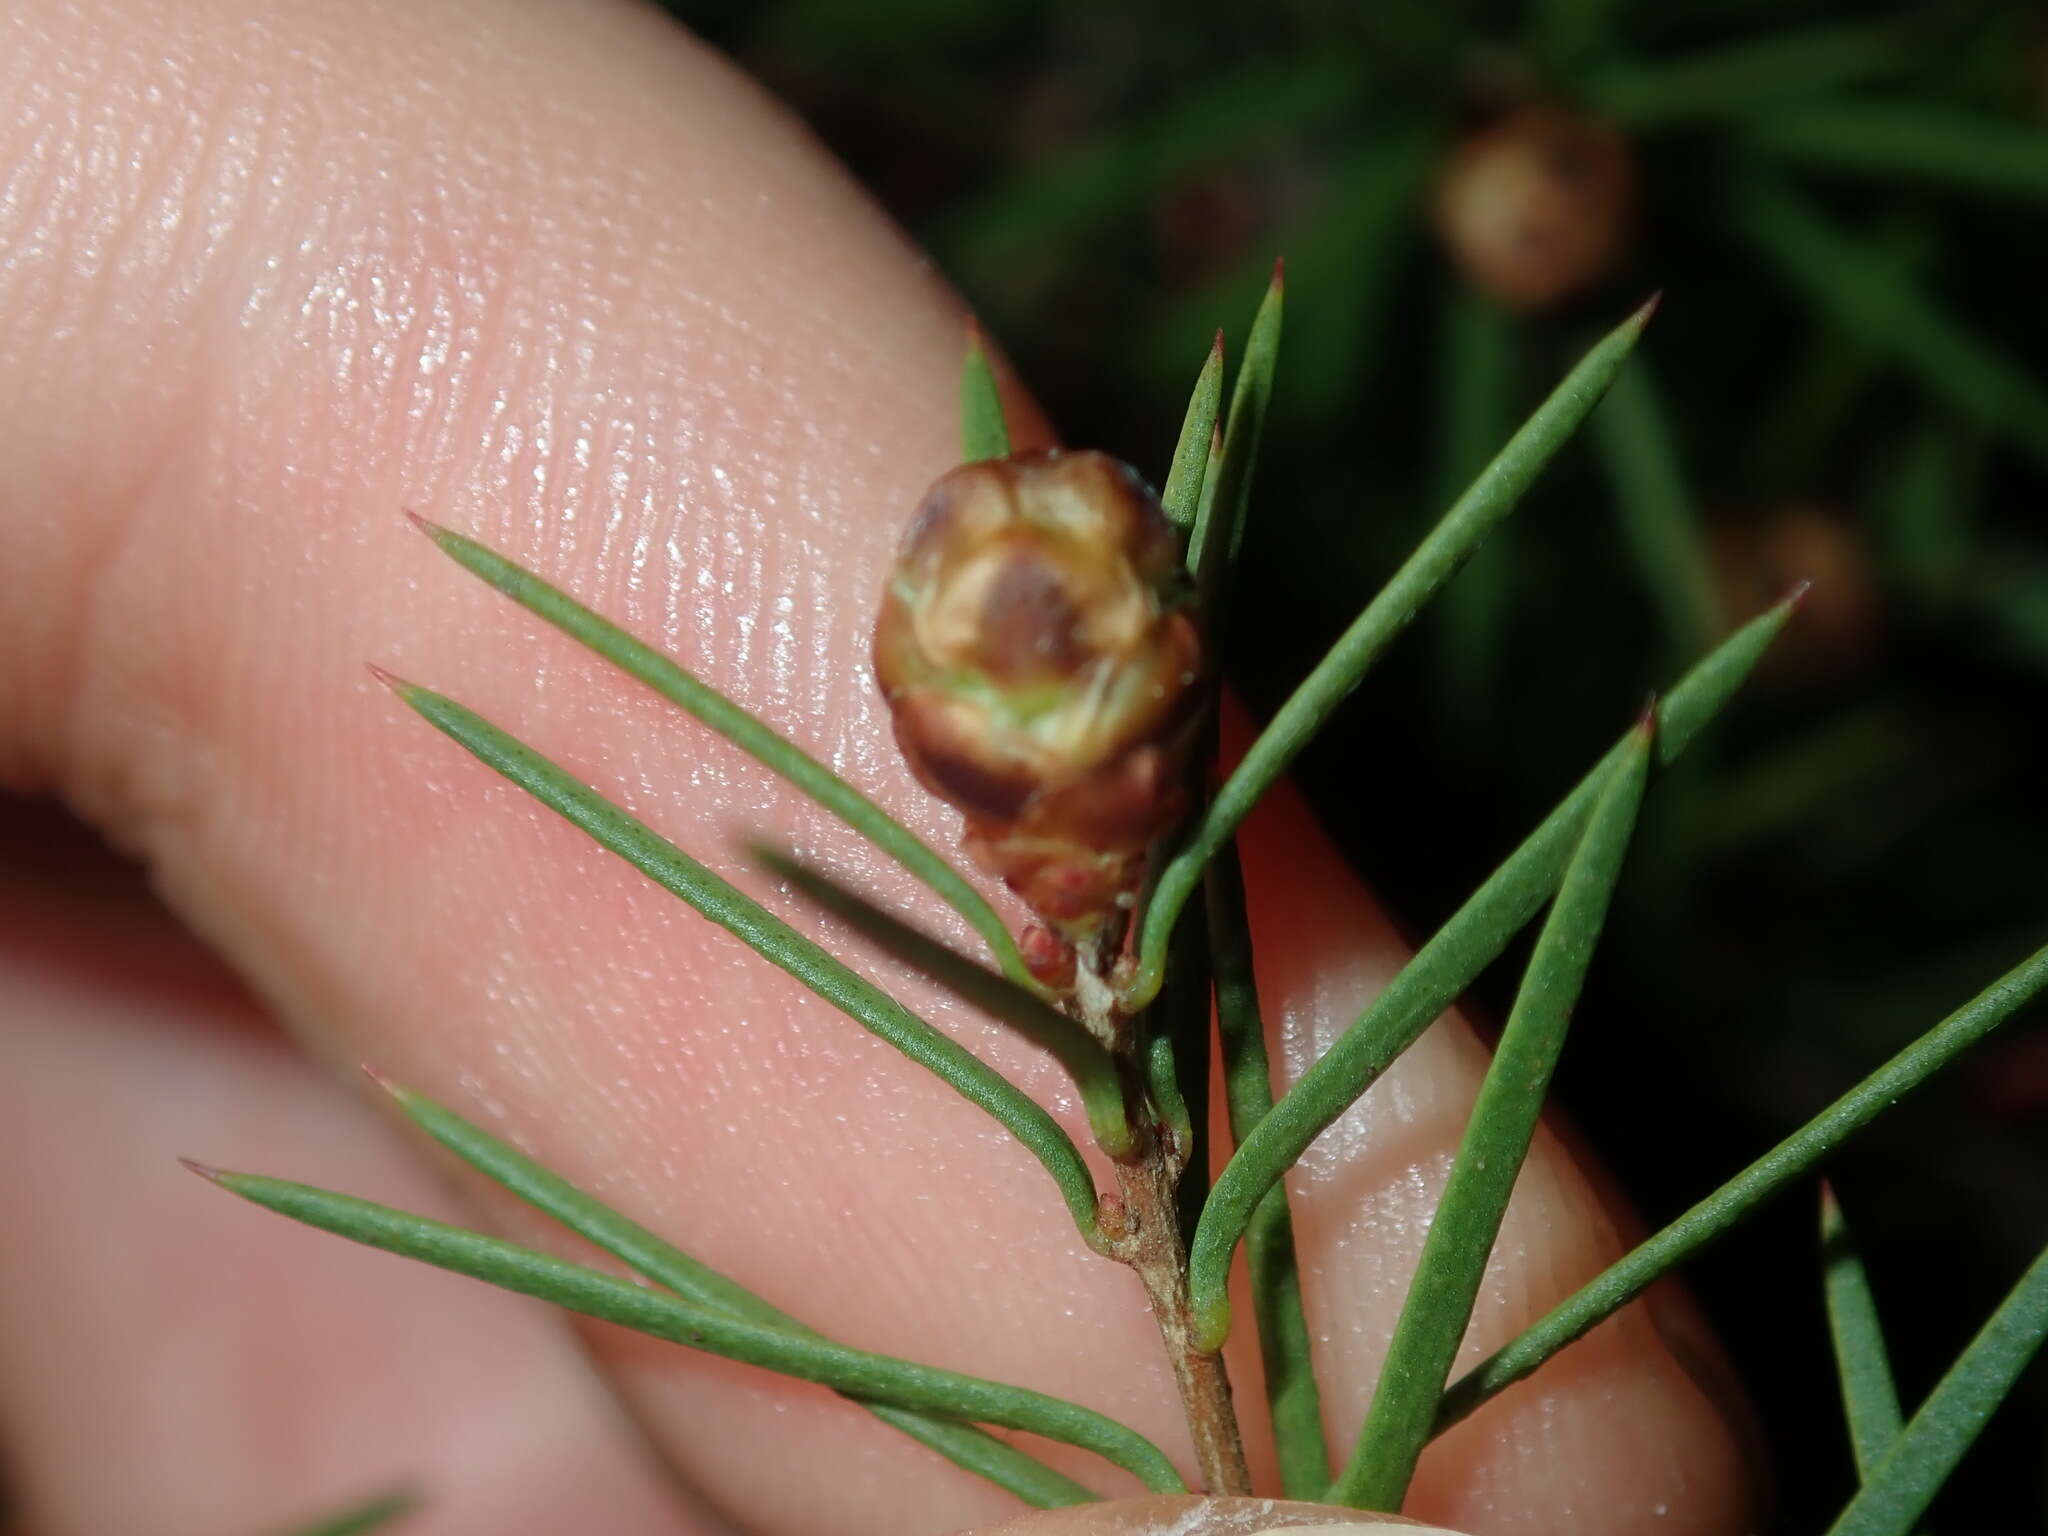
left=677, top=0, right=2048, bottom=1526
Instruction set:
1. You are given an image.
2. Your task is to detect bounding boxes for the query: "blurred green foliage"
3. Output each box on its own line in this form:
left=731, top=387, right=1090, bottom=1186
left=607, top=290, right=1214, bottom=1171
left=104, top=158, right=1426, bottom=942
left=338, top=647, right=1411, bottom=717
left=680, top=0, right=2048, bottom=1525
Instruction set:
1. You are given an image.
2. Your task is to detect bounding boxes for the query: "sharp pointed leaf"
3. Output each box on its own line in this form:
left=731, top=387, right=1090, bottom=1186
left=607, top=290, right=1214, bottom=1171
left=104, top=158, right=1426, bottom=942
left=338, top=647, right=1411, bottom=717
left=1208, top=842, right=1329, bottom=1497
left=380, top=1080, right=1098, bottom=1508
left=750, top=846, right=1132, bottom=1156
left=1825, top=1242, right=2048, bottom=1536
left=1187, top=596, right=1793, bottom=1349
left=961, top=328, right=1011, bottom=462
left=198, top=1170, right=1184, bottom=1494
left=1164, top=333, right=1225, bottom=539
left=410, top=520, right=1038, bottom=991
left=377, top=676, right=1105, bottom=1248
left=1437, top=941, right=2048, bottom=1431
left=1822, top=1184, right=1905, bottom=1481
left=1332, top=719, right=1652, bottom=1509
left=1129, top=298, right=1657, bottom=1011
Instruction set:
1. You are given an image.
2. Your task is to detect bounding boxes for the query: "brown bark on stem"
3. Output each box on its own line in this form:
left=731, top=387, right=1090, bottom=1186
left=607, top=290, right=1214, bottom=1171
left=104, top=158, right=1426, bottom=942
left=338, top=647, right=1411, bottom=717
left=1111, top=1141, right=1251, bottom=1495
left=1080, top=948, right=1250, bottom=1496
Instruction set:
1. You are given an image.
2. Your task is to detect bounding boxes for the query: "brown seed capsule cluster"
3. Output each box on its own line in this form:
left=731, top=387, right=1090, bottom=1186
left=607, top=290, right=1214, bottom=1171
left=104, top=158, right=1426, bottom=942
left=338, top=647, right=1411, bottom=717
left=874, top=450, right=1205, bottom=945
left=1433, top=104, right=1636, bottom=311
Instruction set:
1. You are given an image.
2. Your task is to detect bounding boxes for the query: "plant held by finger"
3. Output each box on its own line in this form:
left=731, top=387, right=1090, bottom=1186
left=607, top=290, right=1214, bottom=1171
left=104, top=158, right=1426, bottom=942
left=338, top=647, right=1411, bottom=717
left=197, top=282, right=2048, bottom=1530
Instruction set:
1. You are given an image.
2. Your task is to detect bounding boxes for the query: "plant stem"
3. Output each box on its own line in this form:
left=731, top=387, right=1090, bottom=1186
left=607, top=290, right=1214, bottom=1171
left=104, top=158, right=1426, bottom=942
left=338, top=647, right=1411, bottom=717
left=1079, top=959, right=1251, bottom=1495
left=1110, top=1132, right=1251, bottom=1495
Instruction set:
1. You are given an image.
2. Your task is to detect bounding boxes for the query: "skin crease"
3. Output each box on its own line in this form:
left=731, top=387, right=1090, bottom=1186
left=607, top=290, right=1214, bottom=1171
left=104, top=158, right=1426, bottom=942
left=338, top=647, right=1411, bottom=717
left=0, top=1, right=1755, bottom=1533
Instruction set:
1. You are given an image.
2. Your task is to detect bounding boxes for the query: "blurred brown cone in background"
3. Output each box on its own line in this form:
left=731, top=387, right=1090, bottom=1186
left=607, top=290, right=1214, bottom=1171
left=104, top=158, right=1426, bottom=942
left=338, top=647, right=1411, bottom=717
left=1713, top=504, right=1881, bottom=682
left=874, top=450, right=1205, bottom=949
left=1433, top=103, right=1636, bottom=310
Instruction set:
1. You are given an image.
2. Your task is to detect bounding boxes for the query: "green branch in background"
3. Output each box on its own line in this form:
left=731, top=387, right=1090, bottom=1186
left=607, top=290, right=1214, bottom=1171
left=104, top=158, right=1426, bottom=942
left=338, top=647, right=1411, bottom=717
left=960, top=325, right=1011, bottom=462
left=1583, top=18, right=1920, bottom=128
left=1590, top=356, right=1724, bottom=660
left=370, top=671, right=1107, bottom=1249
left=1334, top=716, right=1652, bottom=1510
left=1207, top=841, right=1329, bottom=1497
left=1728, top=173, right=2048, bottom=469
left=1187, top=594, right=1794, bottom=1350
left=1744, top=103, right=2048, bottom=206
left=1821, top=1184, right=1905, bottom=1482
left=409, top=518, right=1042, bottom=997
left=1825, top=1241, right=2048, bottom=1536
left=191, top=1166, right=1184, bottom=1495
left=374, top=1078, right=1097, bottom=1508
left=1129, top=296, right=1657, bottom=1012
left=1436, top=940, right=2048, bottom=1431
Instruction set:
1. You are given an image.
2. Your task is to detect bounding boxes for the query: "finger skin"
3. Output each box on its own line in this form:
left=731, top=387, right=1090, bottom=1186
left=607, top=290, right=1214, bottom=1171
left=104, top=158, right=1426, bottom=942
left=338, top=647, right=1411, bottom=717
left=0, top=808, right=708, bottom=1536
left=0, top=1, right=1753, bottom=1533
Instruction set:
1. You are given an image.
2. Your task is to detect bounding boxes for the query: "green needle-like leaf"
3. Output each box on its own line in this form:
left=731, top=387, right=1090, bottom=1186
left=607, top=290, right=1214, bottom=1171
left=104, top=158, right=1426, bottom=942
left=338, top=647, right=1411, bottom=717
left=195, top=1168, right=1185, bottom=1494
left=1152, top=903, right=1209, bottom=1236
left=1584, top=20, right=1918, bottom=128
left=274, top=1490, right=418, bottom=1536
left=410, top=520, right=1040, bottom=993
left=1436, top=940, right=2048, bottom=1431
left=1821, top=1184, right=1904, bottom=1480
left=1130, top=297, right=1656, bottom=1013
left=1746, top=104, right=2048, bottom=205
left=750, top=846, right=1132, bottom=1156
left=1208, top=842, right=1329, bottom=1498
left=1164, top=332, right=1225, bottom=539
left=1190, top=263, right=1284, bottom=602
left=1187, top=595, right=1792, bottom=1350
left=1728, top=174, right=2048, bottom=468
left=1333, top=718, right=1652, bottom=1510
left=1825, top=1241, right=2048, bottom=1536
left=1590, top=356, right=1723, bottom=659
left=378, top=1079, right=1097, bottom=1508
left=375, top=673, right=1106, bottom=1248
left=961, top=326, right=1011, bottom=462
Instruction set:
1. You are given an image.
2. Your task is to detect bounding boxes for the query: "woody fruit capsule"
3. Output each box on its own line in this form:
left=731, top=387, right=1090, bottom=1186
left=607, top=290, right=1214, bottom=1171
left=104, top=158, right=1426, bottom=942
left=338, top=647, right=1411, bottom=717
left=873, top=449, right=1206, bottom=980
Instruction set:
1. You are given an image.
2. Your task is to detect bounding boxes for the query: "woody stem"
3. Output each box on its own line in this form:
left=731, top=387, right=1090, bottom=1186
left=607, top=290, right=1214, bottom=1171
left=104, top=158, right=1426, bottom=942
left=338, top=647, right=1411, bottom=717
left=1080, top=956, right=1250, bottom=1496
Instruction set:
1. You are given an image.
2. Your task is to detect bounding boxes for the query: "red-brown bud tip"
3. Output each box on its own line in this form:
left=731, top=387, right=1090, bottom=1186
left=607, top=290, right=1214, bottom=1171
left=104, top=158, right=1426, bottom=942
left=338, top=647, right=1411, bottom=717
left=1020, top=922, right=1079, bottom=992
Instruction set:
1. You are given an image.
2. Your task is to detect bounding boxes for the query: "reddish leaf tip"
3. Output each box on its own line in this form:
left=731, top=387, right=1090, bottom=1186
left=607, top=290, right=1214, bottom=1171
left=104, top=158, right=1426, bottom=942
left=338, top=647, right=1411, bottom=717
left=364, top=662, right=410, bottom=694
left=1786, top=577, right=1815, bottom=610
left=1269, top=255, right=1286, bottom=290
left=397, top=507, right=450, bottom=544
left=178, top=1156, right=225, bottom=1183
left=1631, top=289, right=1664, bottom=328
